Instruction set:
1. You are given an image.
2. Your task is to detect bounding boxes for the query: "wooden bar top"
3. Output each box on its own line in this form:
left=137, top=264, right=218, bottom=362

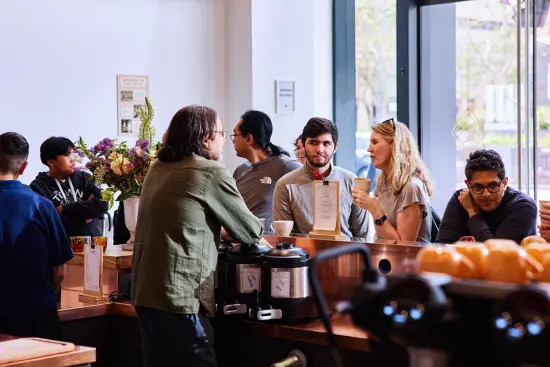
left=67, top=245, right=132, bottom=270
left=0, top=335, right=96, bottom=367
left=59, top=302, right=370, bottom=352
left=238, top=315, right=370, bottom=352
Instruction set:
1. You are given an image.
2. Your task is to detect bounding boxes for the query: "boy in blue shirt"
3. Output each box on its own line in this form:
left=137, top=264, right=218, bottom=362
left=0, top=132, right=74, bottom=339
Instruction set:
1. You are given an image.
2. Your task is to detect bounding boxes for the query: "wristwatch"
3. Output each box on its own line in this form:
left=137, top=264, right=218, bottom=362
left=374, top=215, right=387, bottom=226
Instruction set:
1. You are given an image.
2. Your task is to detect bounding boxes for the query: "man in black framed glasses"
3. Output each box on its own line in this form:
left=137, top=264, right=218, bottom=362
left=436, top=149, right=537, bottom=244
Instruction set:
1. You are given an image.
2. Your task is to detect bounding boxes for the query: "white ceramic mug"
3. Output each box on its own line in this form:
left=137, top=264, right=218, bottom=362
left=271, top=220, right=294, bottom=236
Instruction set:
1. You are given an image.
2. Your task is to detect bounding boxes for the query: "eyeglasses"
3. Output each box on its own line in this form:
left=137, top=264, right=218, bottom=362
left=214, top=130, right=228, bottom=139
left=468, top=181, right=503, bottom=194
left=381, top=118, right=395, bottom=125
left=215, top=130, right=228, bottom=138
left=230, top=133, right=244, bottom=141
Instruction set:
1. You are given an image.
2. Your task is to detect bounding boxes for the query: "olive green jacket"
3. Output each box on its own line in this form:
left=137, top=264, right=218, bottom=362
left=131, top=155, right=262, bottom=316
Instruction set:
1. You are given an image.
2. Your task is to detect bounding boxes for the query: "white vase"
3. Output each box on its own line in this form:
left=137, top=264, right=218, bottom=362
left=122, top=196, right=140, bottom=251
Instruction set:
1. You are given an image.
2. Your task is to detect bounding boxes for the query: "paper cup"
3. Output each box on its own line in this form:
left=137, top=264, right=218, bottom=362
left=354, top=178, right=371, bottom=193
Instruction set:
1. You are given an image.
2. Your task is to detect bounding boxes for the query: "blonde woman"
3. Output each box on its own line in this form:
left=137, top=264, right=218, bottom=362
left=352, top=118, right=433, bottom=242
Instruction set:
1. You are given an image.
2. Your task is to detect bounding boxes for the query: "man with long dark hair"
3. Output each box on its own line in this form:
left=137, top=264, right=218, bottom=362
left=131, top=105, right=264, bottom=367
left=232, top=110, right=301, bottom=229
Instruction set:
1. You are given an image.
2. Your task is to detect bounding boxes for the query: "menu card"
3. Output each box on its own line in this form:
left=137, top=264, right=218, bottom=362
left=84, top=244, right=103, bottom=296
left=312, top=180, right=340, bottom=232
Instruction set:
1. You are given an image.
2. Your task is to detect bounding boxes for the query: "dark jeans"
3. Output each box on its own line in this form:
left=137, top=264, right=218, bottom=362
left=0, top=308, right=63, bottom=340
left=135, top=306, right=217, bottom=367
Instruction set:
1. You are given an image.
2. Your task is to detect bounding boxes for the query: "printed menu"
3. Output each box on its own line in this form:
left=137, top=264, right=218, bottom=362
left=84, top=244, right=103, bottom=296
left=312, top=181, right=340, bottom=232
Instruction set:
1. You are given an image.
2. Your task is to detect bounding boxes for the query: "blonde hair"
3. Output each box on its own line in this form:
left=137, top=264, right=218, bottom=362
left=372, top=120, right=433, bottom=197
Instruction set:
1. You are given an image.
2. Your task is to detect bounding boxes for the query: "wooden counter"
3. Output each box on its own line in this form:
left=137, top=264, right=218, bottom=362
left=237, top=315, right=370, bottom=352
left=0, top=335, right=96, bottom=367
left=67, top=246, right=132, bottom=270
left=58, top=301, right=369, bottom=352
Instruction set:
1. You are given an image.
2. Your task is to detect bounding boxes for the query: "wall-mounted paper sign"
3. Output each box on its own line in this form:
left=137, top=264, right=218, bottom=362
left=116, top=74, right=150, bottom=137
left=275, top=80, right=295, bottom=115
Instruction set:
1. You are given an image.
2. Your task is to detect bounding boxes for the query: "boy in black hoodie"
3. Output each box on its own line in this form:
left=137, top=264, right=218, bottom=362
left=30, top=137, right=108, bottom=238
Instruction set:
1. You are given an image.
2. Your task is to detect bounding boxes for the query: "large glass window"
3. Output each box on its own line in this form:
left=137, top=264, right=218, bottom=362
left=453, top=0, right=518, bottom=191
left=338, top=0, right=550, bottom=212
left=420, top=0, right=549, bottom=213
left=355, top=0, right=396, bottom=183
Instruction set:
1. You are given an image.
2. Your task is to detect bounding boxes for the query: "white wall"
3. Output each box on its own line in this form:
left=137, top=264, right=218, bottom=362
left=221, top=0, right=333, bottom=171
left=0, top=0, right=222, bottom=183
left=0, top=0, right=332, bottom=181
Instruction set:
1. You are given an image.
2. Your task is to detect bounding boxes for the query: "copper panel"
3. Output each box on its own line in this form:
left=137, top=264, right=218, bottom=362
left=330, top=254, right=361, bottom=278
left=60, top=264, right=128, bottom=309
left=61, top=289, right=87, bottom=309
left=263, top=235, right=422, bottom=300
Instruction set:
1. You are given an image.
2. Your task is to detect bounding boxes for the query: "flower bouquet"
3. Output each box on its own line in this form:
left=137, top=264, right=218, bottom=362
left=75, top=97, right=161, bottom=249
left=75, top=97, right=160, bottom=209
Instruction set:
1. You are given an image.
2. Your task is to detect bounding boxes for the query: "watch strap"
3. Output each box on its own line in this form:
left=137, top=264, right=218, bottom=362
left=375, top=215, right=387, bottom=226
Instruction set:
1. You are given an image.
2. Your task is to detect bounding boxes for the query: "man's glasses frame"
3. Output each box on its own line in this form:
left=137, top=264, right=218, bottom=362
left=468, top=181, right=503, bottom=194
left=214, top=130, right=228, bottom=139
left=230, top=133, right=244, bottom=141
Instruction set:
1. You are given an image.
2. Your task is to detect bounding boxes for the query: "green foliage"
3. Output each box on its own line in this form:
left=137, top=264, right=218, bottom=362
left=138, top=97, right=156, bottom=143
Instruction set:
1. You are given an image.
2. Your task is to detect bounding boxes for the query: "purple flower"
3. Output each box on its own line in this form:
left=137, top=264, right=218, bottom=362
left=137, top=138, right=150, bottom=150
left=92, top=138, right=115, bottom=156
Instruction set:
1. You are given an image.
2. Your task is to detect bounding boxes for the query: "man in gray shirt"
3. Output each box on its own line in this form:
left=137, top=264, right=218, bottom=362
left=273, top=117, right=374, bottom=239
left=232, top=110, right=302, bottom=229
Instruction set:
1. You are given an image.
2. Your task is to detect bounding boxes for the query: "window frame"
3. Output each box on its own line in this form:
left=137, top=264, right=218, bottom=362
left=333, top=0, right=472, bottom=171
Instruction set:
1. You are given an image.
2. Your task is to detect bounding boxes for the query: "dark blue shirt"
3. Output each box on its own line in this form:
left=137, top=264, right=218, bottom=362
left=0, top=180, right=74, bottom=317
left=436, top=187, right=537, bottom=244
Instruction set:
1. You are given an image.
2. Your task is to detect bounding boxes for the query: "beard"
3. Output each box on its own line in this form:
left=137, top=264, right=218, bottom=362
left=305, top=150, right=334, bottom=168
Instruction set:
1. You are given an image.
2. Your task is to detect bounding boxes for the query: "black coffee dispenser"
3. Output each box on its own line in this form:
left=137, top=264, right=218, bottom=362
left=222, top=242, right=270, bottom=317
left=256, top=243, right=312, bottom=322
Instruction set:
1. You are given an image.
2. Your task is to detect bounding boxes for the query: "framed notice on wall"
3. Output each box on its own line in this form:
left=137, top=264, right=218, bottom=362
left=275, top=80, right=295, bottom=115
left=116, top=74, right=150, bottom=137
